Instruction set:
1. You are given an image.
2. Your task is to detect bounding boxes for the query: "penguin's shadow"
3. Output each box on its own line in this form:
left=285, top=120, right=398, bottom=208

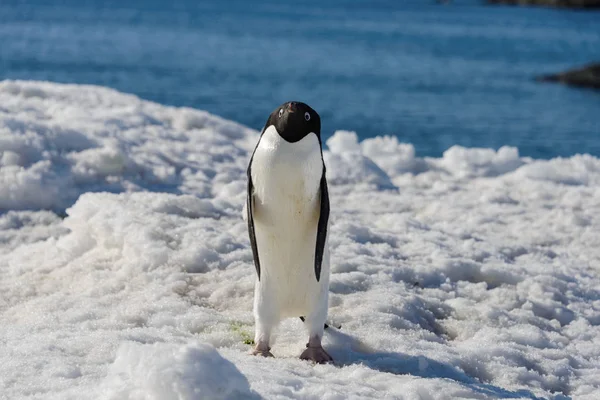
left=325, top=329, right=559, bottom=400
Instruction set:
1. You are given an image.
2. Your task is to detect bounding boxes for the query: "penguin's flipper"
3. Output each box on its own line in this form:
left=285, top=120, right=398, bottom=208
left=247, top=168, right=261, bottom=279
left=314, top=167, right=330, bottom=282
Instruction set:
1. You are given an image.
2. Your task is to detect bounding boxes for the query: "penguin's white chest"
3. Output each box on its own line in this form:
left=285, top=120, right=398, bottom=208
left=250, top=126, right=326, bottom=316
left=251, top=126, right=323, bottom=224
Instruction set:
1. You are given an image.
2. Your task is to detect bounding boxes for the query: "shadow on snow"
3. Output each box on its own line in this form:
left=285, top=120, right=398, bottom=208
left=326, top=329, right=564, bottom=400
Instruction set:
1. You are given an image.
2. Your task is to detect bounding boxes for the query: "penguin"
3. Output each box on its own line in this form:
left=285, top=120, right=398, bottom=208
left=246, top=101, right=332, bottom=363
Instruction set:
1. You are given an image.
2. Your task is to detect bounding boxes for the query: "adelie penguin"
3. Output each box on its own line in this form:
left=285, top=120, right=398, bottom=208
left=245, top=101, right=332, bottom=363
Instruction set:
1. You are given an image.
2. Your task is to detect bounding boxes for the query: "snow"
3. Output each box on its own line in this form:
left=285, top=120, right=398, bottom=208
left=103, top=342, right=258, bottom=400
left=0, top=80, right=254, bottom=212
left=1, top=80, right=599, bottom=399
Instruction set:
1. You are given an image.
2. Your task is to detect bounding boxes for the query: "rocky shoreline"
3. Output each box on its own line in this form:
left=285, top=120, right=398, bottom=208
left=487, top=0, right=600, bottom=8
left=537, top=63, right=600, bottom=90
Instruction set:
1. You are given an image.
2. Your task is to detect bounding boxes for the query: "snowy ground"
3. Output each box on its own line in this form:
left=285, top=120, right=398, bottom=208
left=1, top=81, right=599, bottom=400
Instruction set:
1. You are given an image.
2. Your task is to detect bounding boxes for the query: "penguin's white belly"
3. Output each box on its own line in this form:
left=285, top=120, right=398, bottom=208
left=251, top=126, right=326, bottom=317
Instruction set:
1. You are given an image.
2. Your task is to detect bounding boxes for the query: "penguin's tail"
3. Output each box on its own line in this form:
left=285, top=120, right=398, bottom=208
left=299, top=316, right=341, bottom=330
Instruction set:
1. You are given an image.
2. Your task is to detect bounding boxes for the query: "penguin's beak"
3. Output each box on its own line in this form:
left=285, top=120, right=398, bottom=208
left=287, top=102, right=296, bottom=113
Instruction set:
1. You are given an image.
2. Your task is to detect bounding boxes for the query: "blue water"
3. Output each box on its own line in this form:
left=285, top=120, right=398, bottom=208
left=1, top=0, right=599, bottom=158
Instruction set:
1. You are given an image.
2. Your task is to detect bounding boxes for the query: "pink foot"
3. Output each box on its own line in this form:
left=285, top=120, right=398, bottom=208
left=252, top=348, right=274, bottom=357
left=300, top=345, right=333, bottom=364
left=251, top=344, right=274, bottom=357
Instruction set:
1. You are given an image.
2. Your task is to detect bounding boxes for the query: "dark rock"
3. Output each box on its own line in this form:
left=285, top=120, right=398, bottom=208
left=487, top=0, right=600, bottom=8
left=537, top=63, right=600, bottom=90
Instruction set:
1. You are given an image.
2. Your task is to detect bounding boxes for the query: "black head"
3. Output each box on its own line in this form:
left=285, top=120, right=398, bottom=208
left=263, top=101, right=321, bottom=143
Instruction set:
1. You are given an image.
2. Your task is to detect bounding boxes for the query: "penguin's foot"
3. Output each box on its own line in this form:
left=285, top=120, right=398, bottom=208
left=251, top=343, right=274, bottom=358
left=300, top=345, right=333, bottom=364
left=252, top=348, right=274, bottom=357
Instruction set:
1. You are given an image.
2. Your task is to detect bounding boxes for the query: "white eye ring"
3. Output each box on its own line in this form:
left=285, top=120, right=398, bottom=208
left=278, top=109, right=283, bottom=117
left=304, top=112, right=311, bottom=121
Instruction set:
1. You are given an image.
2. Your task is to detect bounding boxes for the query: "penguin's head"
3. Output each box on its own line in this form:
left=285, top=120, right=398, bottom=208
left=264, top=101, right=321, bottom=143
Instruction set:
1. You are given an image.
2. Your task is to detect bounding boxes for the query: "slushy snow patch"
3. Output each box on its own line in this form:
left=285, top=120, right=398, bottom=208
left=1, top=81, right=600, bottom=399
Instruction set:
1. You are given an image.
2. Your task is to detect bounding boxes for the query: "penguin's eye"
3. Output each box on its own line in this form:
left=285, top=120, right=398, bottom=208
left=278, top=109, right=284, bottom=118
left=304, top=112, right=311, bottom=121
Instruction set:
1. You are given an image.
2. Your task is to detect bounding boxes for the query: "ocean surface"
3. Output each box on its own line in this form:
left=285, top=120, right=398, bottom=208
left=0, top=0, right=599, bottom=158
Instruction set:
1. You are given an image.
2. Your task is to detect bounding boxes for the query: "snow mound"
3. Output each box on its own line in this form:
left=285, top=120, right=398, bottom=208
left=361, top=135, right=425, bottom=176
left=325, top=131, right=396, bottom=189
left=103, top=342, right=258, bottom=400
left=436, top=145, right=524, bottom=178
left=516, top=154, right=600, bottom=186
left=324, top=131, right=525, bottom=181
left=0, top=80, right=254, bottom=212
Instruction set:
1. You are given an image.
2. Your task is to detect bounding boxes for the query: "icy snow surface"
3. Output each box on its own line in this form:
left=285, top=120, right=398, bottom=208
left=1, top=81, right=599, bottom=399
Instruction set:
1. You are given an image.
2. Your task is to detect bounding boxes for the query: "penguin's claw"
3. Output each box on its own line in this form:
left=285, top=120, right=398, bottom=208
left=251, top=348, right=274, bottom=358
left=300, top=346, right=333, bottom=364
